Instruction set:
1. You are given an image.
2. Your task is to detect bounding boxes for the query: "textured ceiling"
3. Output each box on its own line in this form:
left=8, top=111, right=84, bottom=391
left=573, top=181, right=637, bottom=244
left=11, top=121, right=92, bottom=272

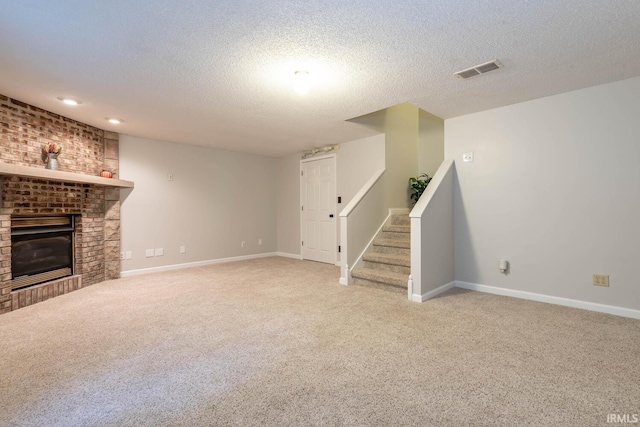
left=1, top=1, right=640, bottom=157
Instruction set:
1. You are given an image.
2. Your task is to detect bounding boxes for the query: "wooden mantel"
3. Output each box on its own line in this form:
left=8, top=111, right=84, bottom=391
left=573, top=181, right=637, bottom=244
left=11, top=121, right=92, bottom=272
left=0, top=162, right=134, bottom=188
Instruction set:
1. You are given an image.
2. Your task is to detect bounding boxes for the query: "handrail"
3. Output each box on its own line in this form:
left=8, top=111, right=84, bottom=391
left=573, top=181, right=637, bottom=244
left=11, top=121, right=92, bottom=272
left=339, top=168, right=385, bottom=218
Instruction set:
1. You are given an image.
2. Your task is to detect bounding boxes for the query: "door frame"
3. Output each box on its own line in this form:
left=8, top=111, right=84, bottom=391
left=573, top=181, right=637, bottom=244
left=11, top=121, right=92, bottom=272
left=300, top=154, right=338, bottom=265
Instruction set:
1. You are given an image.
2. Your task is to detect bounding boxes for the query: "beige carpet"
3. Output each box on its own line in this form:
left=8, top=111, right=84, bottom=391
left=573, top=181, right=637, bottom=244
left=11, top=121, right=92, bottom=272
left=1, top=257, right=638, bottom=426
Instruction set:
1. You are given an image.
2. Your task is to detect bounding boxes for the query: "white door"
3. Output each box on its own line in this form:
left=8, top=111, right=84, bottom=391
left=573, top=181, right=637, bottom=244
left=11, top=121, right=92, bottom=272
left=301, top=156, right=336, bottom=264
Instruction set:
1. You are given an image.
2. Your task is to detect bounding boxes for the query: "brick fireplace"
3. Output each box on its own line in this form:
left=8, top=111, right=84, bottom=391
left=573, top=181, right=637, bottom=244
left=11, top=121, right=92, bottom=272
left=0, top=95, right=127, bottom=315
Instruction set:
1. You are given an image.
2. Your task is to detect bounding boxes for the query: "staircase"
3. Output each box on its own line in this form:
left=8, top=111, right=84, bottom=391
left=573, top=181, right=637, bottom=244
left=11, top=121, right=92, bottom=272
left=351, top=214, right=410, bottom=293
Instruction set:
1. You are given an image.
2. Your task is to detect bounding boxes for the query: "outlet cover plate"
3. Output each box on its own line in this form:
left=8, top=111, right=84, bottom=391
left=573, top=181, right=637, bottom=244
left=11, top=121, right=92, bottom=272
left=463, top=152, right=474, bottom=162
left=593, top=274, right=609, bottom=287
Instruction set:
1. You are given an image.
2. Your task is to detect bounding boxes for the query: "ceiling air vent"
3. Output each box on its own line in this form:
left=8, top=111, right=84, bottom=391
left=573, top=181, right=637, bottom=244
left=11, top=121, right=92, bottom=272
left=454, top=60, right=502, bottom=79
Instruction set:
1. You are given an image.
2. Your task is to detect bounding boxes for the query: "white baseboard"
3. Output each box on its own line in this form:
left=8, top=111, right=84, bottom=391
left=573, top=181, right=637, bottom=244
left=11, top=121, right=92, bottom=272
left=275, top=252, right=303, bottom=260
left=456, top=281, right=640, bottom=320
left=412, top=281, right=456, bottom=302
left=121, top=253, right=279, bottom=277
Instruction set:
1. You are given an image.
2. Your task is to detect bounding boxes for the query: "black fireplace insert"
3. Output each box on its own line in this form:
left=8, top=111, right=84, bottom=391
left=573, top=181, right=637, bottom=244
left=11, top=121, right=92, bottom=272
left=11, top=216, right=74, bottom=290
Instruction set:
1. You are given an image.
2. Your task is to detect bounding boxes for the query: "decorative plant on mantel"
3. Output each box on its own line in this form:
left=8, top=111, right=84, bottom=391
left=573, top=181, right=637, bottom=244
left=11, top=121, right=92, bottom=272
left=41, top=142, right=62, bottom=170
left=41, top=142, right=62, bottom=160
left=408, top=173, right=432, bottom=204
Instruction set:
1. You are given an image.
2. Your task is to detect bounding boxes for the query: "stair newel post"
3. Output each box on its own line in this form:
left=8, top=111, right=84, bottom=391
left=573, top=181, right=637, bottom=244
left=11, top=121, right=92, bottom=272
left=344, top=264, right=349, bottom=285
left=407, top=275, right=413, bottom=301
left=339, top=263, right=349, bottom=286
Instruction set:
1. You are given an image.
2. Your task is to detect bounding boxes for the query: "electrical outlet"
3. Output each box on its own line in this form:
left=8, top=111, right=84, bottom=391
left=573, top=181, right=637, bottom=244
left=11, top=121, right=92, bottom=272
left=593, top=274, right=609, bottom=287
left=258, top=239, right=262, bottom=245
left=180, top=245, right=186, bottom=254
left=145, top=249, right=154, bottom=258
left=167, top=173, right=174, bottom=181
left=126, top=251, right=132, bottom=260
left=463, top=152, right=474, bottom=162
left=120, top=251, right=125, bottom=260
left=155, top=248, right=164, bottom=256
left=241, top=241, right=246, bottom=248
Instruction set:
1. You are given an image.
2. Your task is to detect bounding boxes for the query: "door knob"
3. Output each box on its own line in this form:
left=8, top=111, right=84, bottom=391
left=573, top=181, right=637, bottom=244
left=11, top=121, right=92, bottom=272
left=329, top=214, right=334, bottom=218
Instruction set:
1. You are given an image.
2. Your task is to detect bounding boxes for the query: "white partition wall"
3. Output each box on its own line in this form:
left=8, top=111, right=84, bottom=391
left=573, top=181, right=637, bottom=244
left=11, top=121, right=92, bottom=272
left=339, top=170, right=387, bottom=284
left=409, top=160, right=455, bottom=301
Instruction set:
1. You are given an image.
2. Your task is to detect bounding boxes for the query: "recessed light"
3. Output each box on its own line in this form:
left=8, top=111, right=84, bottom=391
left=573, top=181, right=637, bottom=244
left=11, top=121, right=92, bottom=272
left=106, top=118, right=124, bottom=124
left=57, top=97, right=82, bottom=105
left=293, top=71, right=310, bottom=95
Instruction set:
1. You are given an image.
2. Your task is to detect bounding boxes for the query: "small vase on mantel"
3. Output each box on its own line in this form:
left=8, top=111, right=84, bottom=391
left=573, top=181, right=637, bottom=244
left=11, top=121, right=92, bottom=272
left=42, top=142, right=62, bottom=171
left=45, top=153, right=59, bottom=170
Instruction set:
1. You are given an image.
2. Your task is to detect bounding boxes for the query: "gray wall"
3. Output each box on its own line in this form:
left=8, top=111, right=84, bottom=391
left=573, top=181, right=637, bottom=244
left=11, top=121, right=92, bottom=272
left=446, top=76, right=640, bottom=311
left=349, top=104, right=420, bottom=209
left=276, top=152, right=302, bottom=256
left=276, top=134, right=385, bottom=258
left=119, top=135, right=277, bottom=273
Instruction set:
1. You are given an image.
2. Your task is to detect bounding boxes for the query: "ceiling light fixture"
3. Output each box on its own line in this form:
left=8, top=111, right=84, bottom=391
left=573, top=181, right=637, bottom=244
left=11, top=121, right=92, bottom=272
left=293, top=71, right=310, bottom=95
left=106, top=118, right=124, bottom=124
left=57, top=96, right=82, bottom=105
left=301, top=144, right=339, bottom=159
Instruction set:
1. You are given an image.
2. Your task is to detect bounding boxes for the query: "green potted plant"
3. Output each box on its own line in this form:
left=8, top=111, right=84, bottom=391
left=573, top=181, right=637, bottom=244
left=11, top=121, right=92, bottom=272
left=408, top=173, right=432, bottom=204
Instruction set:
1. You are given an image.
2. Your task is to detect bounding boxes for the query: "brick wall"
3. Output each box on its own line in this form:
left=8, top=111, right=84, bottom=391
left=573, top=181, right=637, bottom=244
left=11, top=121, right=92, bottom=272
left=0, top=95, right=104, bottom=174
left=0, top=95, right=120, bottom=315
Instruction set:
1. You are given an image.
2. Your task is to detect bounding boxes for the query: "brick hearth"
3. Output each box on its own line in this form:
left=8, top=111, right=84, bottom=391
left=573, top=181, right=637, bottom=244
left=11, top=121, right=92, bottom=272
left=0, top=94, right=122, bottom=314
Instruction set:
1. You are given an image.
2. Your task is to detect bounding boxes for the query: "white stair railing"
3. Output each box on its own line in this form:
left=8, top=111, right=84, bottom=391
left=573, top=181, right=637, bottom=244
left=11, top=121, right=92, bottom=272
left=339, top=169, right=387, bottom=285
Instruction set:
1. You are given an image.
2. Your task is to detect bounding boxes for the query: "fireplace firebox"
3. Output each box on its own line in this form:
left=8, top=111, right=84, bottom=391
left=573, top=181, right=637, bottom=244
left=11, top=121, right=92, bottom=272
left=11, top=216, right=75, bottom=290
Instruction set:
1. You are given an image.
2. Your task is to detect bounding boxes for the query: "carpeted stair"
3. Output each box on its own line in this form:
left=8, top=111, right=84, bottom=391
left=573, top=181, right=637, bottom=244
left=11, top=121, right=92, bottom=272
left=351, top=214, right=410, bottom=293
